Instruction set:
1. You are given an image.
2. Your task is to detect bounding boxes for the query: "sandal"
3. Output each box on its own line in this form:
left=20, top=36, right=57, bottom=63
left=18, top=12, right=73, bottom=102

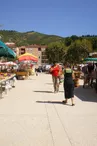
left=62, top=100, right=67, bottom=104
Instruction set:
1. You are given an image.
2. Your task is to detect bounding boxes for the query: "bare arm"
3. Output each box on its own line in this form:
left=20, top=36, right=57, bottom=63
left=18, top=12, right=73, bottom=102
left=72, top=71, right=75, bottom=79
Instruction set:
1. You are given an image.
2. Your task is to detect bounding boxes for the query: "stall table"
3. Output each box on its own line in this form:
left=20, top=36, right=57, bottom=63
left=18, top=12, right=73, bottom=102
left=16, top=71, right=29, bottom=79
left=0, top=74, right=16, bottom=98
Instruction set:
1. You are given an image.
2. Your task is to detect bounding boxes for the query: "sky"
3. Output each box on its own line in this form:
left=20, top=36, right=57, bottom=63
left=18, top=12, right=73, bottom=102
left=0, top=0, right=97, bottom=37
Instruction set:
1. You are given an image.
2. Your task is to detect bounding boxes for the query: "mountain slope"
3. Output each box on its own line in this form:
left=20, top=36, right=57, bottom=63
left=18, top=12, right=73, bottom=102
left=0, top=30, right=64, bottom=46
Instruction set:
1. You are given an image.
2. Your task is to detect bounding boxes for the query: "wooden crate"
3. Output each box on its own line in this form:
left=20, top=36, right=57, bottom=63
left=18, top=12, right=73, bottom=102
left=16, top=72, right=29, bottom=76
left=74, top=78, right=79, bottom=87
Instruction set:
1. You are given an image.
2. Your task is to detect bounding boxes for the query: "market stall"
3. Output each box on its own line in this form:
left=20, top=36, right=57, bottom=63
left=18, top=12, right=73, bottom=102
left=83, top=57, right=97, bottom=88
left=0, top=62, right=17, bottom=97
left=17, top=53, right=38, bottom=79
left=0, top=41, right=17, bottom=97
left=0, top=74, right=16, bottom=98
left=84, top=57, right=97, bottom=63
left=16, top=63, right=29, bottom=79
left=18, top=53, right=38, bottom=62
left=0, top=41, right=16, bottom=59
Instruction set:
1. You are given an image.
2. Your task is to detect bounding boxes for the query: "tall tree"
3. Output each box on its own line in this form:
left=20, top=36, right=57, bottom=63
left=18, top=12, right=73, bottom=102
left=90, top=37, right=97, bottom=51
left=64, top=37, right=72, bottom=46
left=64, top=39, right=92, bottom=64
left=46, top=42, right=66, bottom=64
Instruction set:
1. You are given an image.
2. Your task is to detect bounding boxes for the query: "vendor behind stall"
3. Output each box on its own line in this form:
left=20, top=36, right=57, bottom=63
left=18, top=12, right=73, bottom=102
left=87, top=63, right=94, bottom=87
left=82, top=63, right=94, bottom=88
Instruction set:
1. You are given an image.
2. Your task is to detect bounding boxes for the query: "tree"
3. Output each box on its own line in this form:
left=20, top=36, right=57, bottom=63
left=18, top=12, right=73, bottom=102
left=64, top=37, right=72, bottom=46
left=71, top=35, right=79, bottom=41
left=64, top=39, right=92, bottom=64
left=90, top=37, right=97, bottom=50
left=45, top=42, right=66, bottom=64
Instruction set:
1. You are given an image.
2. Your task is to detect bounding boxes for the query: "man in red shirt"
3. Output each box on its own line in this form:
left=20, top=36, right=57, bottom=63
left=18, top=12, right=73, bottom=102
left=50, top=63, right=60, bottom=93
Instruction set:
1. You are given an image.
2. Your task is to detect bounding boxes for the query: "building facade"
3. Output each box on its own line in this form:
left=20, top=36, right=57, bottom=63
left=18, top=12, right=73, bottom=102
left=25, top=45, right=48, bottom=66
left=5, top=42, right=48, bottom=66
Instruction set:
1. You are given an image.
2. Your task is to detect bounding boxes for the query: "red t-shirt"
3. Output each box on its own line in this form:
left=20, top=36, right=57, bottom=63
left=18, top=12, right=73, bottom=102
left=52, top=66, right=60, bottom=77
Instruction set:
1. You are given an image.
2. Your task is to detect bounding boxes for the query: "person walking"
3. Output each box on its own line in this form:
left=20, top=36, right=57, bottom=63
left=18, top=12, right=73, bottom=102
left=50, top=63, right=60, bottom=93
left=94, top=63, right=97, bottom=92
left=82, top=65, right=88, bottom=88
left=87, top=62, right=94, bottom=88
left=63, top=63, right=75, bottom=106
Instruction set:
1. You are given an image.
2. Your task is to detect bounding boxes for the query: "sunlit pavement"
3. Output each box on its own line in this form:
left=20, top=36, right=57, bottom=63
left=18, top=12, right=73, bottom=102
left=0, top=73, right=97, bottom=146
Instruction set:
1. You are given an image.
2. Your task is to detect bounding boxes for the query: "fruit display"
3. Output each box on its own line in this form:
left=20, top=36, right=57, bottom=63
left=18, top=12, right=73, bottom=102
left=0, top=73, right=13, bottom=81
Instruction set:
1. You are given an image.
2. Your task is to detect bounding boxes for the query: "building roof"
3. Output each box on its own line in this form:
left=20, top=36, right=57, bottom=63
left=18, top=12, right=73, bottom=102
left=19, top=46, right=26, bottom=49
left=5, top=42, right=16, bottom=48
left=26, top=44, right=47, bottom=48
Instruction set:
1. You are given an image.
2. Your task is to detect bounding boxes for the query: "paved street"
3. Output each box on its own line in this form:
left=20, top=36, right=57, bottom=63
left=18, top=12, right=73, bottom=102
left=0, top=73, right=97, bottom=146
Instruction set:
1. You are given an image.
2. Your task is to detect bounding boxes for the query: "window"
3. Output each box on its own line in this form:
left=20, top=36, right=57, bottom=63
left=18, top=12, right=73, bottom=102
left=38, top=48, right=41, bottom=51
left=20, top=48, right=26, bottom=54
left=42, top=52, right=45, bottom=55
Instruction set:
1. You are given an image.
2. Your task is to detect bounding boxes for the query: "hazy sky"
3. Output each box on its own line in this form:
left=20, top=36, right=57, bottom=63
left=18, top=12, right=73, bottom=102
left=0, top=0, right=97, bottom=37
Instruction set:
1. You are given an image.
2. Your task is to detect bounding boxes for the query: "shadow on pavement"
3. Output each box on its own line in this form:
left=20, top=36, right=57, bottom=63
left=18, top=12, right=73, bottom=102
left=34, top=91, right=53, bottom=93
left=46, top=83, right=53, bottom=85
left=75, top=85, right=97, bottom=102
left=59, top=91, right=64, bottom=93
left=36, top=101, right=72, bottom=106
left=0, top=96, right=4, bottom=100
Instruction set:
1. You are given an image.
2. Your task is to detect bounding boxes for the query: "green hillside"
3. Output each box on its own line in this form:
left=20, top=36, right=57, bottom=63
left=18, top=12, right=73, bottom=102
left=0, top=30, right=63, bottom=46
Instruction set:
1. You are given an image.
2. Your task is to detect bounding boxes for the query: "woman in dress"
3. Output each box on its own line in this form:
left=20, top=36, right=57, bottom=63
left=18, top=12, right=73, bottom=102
left=63, top=63, right=75, bottom=106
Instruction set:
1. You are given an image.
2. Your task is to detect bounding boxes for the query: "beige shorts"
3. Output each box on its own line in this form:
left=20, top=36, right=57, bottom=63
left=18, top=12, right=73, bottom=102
left=52, top=76, right=60, bottom=84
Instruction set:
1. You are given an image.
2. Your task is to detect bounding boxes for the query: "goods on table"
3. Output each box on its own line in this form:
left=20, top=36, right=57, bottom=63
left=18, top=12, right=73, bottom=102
left=16, top=71, right=29, bottom=80
left=0, top=74, right=16, bottom=98
left=16, top=63, right=34, bottom=79
left=0, top=62, right=17, bottom=97
left=0, top=73, right=12, bottom=80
